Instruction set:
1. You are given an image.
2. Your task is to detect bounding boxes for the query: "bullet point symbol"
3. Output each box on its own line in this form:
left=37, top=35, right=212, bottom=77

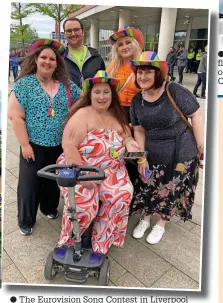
left=10, top=297, right=17, bottom=303
left=218, top=51, right=223, bottom=57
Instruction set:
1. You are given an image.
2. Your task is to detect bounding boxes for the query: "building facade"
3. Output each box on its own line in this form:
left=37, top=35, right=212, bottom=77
left=68, top=6, right=208, bottom=62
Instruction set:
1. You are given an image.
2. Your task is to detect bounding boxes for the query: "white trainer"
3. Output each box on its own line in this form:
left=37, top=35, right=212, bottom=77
left=132, top=218, right=150, bottom=239
left=146, top=224, right=165, bottom=244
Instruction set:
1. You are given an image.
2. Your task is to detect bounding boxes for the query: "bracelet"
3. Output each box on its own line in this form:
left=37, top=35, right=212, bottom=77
left=137, top=157, right=147, bottom=164
left=124, top=137, right=134, bottom=146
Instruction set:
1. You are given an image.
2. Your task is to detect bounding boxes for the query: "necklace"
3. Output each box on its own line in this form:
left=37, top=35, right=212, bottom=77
left=95, top=110, right=111, bottom=130
left=95, top=110, right=119, bottom=160
left=36, top=74, right=56, bottom=117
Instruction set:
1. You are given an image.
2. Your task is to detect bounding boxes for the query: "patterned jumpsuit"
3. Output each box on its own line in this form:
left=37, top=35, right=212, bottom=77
left=57, top=129, right=133, bottom=254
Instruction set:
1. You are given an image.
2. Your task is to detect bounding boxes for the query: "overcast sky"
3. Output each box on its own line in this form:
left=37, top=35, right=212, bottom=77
left=12, top=12, right=61, bottom=39
left=26, top=13, right=56, bottom=38
left=221, top=0, right=223, bottom=14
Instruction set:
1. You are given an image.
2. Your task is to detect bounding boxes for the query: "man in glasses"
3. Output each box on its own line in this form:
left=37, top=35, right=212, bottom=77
left=63, top=17, right=105, bottom=88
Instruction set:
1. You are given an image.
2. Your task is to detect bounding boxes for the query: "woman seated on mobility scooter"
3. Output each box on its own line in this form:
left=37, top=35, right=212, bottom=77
left=57, top=70, right=139, bottom=254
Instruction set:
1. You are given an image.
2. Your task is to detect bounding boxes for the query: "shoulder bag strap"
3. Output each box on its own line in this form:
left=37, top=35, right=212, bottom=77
left=67, top=87, right=72, bottom=108
left=166, top=82, right=193, bottom=132
left=117, top=72, right=134, bottom=94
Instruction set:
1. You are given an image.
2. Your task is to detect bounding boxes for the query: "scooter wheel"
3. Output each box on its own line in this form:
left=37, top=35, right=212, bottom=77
left=44, top=252, right=57, bottom=280
left=99, top=258, right=110, bottom=286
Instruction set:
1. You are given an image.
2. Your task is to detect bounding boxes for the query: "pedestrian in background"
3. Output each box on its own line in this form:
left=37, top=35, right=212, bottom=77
left=195, top=49, right=202, bottom=73
left=7, top=39, right=82, bottom=236
left=10, top=50, right=19, bottom=81
left=193, top=45, right=208, bottom=99
left=166, top=46, right=177, bottom=81
left=186, top=48, right=195, bottom=73
left=177, top=45, right=187, bottom=85
left=9, top=54, right=11, bottom=80
left=63, top=17, right=105, bottom=88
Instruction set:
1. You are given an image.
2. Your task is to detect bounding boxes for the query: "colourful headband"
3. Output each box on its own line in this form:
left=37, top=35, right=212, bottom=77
left=29, top=39, right=66, bottom=58
left=130, top=51, right=168, bottom=78
left=82, top=70, right=120, bottom=94
left=109, top=26, right=144, bottom=50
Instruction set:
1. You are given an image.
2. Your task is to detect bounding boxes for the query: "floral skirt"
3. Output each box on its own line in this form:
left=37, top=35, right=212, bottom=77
left=130, top=157, right=199, bottom=221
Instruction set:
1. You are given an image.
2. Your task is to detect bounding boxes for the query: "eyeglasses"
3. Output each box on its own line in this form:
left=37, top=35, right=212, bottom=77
left=65, top=28, right=82, bottom=35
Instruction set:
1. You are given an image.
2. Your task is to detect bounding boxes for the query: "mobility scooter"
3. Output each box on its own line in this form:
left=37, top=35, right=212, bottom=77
left=37, top=164, right=109, bottom=286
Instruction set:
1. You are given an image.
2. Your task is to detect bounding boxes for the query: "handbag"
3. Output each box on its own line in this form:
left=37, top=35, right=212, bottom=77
left=166, top=82, right=193, bottom=132
left=166, top=82, right=203, bottom=168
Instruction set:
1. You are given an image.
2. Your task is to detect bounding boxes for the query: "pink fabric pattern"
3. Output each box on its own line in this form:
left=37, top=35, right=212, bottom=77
left=57, top=129, right=133, bottom=254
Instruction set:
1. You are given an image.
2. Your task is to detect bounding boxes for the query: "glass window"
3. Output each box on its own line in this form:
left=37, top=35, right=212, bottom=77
left=190, top=29, right=208, bottom=39
left=174, top=31, right=187, bottom=40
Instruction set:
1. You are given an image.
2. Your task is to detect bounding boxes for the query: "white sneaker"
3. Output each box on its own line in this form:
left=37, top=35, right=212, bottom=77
left=132, top=219, right=150, bottom=239
left=146, top=224, right=165, bottom=244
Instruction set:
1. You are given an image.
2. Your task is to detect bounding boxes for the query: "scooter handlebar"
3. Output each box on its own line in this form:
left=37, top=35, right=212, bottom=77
left=37, top=164, right=106, bottom=181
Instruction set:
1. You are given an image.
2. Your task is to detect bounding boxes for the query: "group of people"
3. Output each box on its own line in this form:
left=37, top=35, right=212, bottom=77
left=166, top=45, right=207, bottom=99
left=8, top=17, right=204, bottom=256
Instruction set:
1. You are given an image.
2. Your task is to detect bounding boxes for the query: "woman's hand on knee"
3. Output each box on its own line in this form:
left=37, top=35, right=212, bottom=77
left=21, top=144, right=35, bottom=161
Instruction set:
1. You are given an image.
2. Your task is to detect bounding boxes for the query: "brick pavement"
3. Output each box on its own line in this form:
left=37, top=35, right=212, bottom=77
left=2, top=73, right=205, bottom=289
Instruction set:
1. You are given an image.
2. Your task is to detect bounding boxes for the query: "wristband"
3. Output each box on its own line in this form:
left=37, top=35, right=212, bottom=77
left=124, top=137, right=134, bottom=146
left=137, top=157, right=147, bottom=164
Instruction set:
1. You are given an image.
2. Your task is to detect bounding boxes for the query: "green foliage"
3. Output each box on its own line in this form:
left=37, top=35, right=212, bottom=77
left=10, top=24, right=39, bottom=44
left=30, top=4, right=82, bottom=23
left=11, top=2, right=35, bottom=21
left=11, top=2, right=37, bottom=47
left=30, top=4, right=82, bottom=41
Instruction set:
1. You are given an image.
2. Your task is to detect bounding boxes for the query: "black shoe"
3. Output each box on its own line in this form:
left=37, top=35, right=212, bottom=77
left=193, top=93, right=200, bottom=98
left=20, top=227, right=33, bottom=236
left=178, top=82, right=183, bottom=85
left=47, top=210, right=59, bottom=219
left=200, top=95, right=206, bottom=99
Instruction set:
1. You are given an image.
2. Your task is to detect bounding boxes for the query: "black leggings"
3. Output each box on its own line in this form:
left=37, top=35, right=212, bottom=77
left=17, top=142, right=63, bottom=229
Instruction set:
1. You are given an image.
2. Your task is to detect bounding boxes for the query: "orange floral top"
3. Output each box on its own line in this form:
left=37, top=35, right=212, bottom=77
left=106, top=62, right=140, bottom=107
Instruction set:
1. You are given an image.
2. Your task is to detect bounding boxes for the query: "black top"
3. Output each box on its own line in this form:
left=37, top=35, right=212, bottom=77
left=166, top=52, right=177, bottom=66
left=64, top=46, right=105, bottom=88
left=130, top=82, right=200, bottom=165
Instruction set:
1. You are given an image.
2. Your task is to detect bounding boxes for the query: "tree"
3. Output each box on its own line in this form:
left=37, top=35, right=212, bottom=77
left=10, top=24, right=39, bottom=47
left=30, top=4, right=83, bottom=41
left=11, top=2, right=35, bottom=47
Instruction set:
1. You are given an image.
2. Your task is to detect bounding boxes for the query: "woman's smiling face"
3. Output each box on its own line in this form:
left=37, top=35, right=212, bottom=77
left=91, top=83, right=112, bottom=111
left=136, top=68, right=156, bottom=90
left=117, top=37, right=135, bottom=60
left=36, top=48, right=57, bottom=77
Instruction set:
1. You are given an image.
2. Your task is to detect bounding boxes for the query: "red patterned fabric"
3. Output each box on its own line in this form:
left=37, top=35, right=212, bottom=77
left=57, top=129, right=133, bottom=254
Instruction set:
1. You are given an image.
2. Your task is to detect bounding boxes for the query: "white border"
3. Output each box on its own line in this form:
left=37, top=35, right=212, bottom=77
left=0, top=0, right=219, bottom=302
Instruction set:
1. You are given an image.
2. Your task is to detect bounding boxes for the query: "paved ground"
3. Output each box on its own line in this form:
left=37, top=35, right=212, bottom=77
left=3, top=73, right=205, bottom=289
